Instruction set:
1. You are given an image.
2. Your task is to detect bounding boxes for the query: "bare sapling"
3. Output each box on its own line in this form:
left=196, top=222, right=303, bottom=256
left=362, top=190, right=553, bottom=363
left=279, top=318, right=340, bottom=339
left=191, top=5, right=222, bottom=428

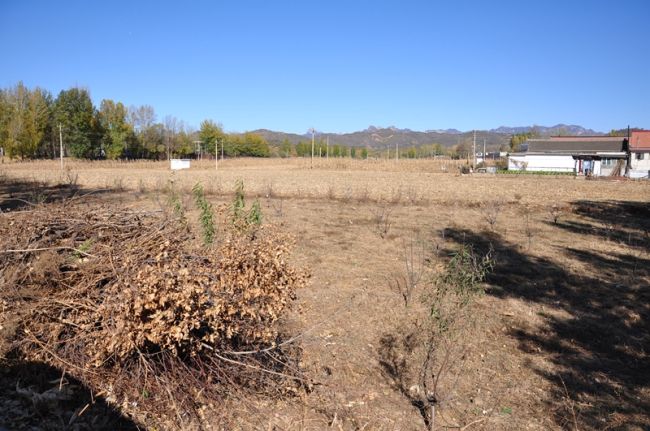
left=418, top=243, right=494, bottom=430
left=522, top=206, right=536, bottom=250
left=388, top=236, right=427, bottom=307
left=372, top=204, right=394, bottom=239
left=380, top=239, right=494, bottom=430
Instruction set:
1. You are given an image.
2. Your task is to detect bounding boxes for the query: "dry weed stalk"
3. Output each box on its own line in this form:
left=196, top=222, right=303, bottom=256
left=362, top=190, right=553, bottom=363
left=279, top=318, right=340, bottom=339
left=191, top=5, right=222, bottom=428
left=137, top=178, right=146, bottom=193
left=342, top=186, right=354, bottom=203
left=356, top=185, right=371, bottom=203
left=405, top=185, right=423, bottom=205
left=268, top=196, right=284, bottom=217
left=61, top=167, right=78, bottom=187
left=389, top=186, right=403, bottom=204
left=559, top=376, right=581, bottom=431
left=264, top=182, right=276, bottom=199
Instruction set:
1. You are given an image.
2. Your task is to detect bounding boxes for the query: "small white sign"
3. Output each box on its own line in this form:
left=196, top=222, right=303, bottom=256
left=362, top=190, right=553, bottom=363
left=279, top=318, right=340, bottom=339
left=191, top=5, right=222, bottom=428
left=170, top=159, right=191, bottom=170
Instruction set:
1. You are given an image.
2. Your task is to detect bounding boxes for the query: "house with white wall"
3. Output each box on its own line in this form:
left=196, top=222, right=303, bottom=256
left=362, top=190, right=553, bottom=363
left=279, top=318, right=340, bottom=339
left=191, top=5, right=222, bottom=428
left=508, top=137, right=628, bottom=176
left=629, top=131, right=650, bottom=179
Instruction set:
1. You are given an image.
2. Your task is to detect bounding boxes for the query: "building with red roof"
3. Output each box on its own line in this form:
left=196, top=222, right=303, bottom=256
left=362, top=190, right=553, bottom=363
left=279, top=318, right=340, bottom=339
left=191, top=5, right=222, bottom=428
left=629, top=131, right=650, bottom=179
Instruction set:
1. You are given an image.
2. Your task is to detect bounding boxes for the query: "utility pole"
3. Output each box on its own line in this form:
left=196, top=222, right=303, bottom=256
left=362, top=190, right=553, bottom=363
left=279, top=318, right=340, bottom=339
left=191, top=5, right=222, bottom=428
left=326, top=136, right=329, bottom=160
left=396, top=143, right=399, bottom=162
left=483, top=138, right=486, bottom=165
left=58, top=123, right=64, bottom=171
left=625, top=125, right=631, bottom=177
left=215, top=139, right=218, bottom=171
left=472, top=130, right=477, bottom=169
left=310, top=128, right=315, bottom=169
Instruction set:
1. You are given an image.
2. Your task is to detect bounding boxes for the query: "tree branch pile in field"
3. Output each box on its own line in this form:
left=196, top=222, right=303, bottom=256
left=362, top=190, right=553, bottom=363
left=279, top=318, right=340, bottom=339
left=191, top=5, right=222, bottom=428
left=0, top=202, right=307, bottom=428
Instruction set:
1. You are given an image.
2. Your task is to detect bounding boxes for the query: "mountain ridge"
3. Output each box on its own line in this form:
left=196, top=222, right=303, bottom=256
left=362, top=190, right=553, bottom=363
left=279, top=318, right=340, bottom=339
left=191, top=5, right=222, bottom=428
left=247, top=124, right=604, bottom=150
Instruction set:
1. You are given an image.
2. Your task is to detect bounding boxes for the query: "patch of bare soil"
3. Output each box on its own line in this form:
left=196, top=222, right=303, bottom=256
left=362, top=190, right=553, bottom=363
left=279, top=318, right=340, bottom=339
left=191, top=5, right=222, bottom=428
left=254, top=194, right=649, bottom=430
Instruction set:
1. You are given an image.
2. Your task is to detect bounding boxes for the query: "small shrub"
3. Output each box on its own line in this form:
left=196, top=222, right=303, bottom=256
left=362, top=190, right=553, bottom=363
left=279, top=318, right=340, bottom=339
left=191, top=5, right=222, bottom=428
left=168, top=189, right=186, bottom=221
left=73, top=238, right=94, bottom=259
left=112, top=177, right=125, bottom=191
left=356, top=185, right=371, bottom=203
left=342, top=186, right=353, bottom=203
left=193, top=183, right=216, bottom=245
left=326, top=184, right=336, bottom=200
left=62, top=167, right=78, bottom=187
left=247, top=199, right=263, bottom=227
left=232, top=179, right=246, bottom=221
left=231, top=180, right=264, bottom=233
left=389, top=187, right=403, bottom=204
left=549, top=203, right=564, bottom=224
left=482, top=200, right=503, bottom=231
left=436, top=243, right=494, bottom=304
left=522, top=206, right=536, bottom=249
left=405, top=186, right=422, bottom=205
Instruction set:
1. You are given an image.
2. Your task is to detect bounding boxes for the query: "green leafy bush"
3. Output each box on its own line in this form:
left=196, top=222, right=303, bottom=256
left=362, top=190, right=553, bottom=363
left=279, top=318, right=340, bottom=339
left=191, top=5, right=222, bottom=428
left=192, top=183, right=215, bottom=245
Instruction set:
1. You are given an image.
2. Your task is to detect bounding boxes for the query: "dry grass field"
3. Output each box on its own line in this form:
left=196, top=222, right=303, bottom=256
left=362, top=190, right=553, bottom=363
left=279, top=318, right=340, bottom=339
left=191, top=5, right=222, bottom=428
left=1, top=158, right=649, bottom=430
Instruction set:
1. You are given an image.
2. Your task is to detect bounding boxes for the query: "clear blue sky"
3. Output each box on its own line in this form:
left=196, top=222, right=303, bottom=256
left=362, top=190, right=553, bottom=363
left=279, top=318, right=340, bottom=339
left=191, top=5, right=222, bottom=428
left=1, top=0, right=648, bottom=134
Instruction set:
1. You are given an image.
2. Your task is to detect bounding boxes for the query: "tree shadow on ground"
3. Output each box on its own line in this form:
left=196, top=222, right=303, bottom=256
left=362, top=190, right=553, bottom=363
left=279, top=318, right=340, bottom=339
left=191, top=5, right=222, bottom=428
left=0, top=177, right=113, bottom=213
left=377, top=331, right=430, bottom=427
left=442, top=201, right=650, bottom=430
left=572, top=200, right=650, bottom=233
left=0, top=358, right=139, bottom=430
left=553, top=200, right=650, bottom=251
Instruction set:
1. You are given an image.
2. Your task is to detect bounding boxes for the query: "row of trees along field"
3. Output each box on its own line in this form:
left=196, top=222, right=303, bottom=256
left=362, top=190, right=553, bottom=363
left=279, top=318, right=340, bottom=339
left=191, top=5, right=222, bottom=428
left=284, top=140, right=453, bottom=160
left=1, top=82, right=470, bottom=161
left=0, top=82, right=271, bottom=160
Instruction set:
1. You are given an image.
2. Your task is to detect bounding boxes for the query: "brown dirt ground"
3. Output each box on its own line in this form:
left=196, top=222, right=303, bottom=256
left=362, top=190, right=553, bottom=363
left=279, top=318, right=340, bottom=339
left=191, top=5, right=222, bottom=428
left=1, top=159, right=649, bottom=430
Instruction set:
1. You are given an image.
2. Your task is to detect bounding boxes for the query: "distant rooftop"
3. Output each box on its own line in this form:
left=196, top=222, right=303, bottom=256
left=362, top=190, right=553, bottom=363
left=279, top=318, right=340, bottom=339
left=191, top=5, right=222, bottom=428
left=630, top=130, right=650, bottom=150
left=523, top=138, right=626, bottom=154
left=548, top=136, right=624, bottom=142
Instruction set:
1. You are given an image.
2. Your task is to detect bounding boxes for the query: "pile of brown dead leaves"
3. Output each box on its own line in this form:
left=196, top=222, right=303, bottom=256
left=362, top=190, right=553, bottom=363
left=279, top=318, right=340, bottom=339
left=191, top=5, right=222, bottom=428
left=0, top=201, right=307, bottom=429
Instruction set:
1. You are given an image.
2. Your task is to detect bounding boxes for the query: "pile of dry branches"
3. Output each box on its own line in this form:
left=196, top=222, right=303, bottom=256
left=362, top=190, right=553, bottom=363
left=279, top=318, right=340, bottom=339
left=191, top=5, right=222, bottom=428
left=0, top=201, right=307, bottom=429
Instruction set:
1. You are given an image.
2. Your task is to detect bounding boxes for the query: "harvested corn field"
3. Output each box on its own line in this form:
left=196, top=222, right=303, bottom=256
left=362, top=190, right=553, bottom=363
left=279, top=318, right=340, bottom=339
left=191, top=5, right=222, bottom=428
left=1, top=159, right=649, bottom=430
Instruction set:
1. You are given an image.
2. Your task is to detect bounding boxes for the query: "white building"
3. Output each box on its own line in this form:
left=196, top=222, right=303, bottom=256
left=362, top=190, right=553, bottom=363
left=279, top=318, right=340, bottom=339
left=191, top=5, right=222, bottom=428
left=508, top=137, right=628, bottom=176
left=629, top=131, right=650, bottom=179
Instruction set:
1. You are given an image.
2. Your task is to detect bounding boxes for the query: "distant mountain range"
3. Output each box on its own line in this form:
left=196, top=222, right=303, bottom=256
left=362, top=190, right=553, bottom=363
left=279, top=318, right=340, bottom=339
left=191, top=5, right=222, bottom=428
left=489, top=124, right=601, bottom=136
left=247, top=124, right=603, bottom=150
